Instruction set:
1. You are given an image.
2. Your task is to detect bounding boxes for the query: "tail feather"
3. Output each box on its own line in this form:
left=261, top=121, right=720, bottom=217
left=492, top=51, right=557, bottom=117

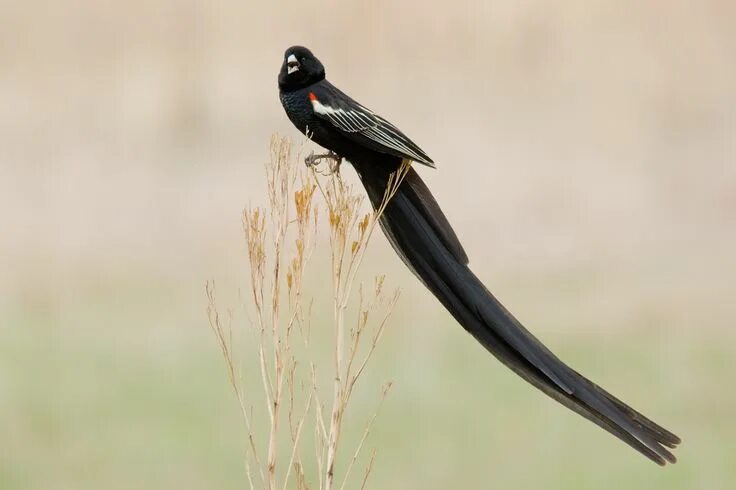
left=351, top=157, right=680, bottom=465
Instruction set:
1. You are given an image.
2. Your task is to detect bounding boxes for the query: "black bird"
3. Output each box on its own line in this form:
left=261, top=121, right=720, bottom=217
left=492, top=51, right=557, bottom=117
left=278, top=45, right=680, bottom=465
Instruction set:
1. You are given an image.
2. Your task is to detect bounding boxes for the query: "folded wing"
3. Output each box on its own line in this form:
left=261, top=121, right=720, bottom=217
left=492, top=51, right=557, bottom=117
left=309, top=82, right=435, bottom=167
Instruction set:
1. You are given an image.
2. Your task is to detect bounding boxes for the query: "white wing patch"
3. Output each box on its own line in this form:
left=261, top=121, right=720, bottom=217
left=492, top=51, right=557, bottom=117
left=309, top=92, right=433, bottom=165
left=310, top=95, right=373, bottom=132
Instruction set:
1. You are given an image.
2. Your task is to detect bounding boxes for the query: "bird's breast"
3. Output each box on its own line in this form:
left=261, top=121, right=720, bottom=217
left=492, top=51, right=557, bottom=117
left=279, top=90, right=315, bottom=134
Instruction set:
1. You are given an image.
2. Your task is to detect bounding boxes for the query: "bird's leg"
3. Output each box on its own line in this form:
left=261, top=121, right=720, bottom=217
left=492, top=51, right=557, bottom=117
left=304, top=150, right=343, bottom=175
left=326, top=151, right=343, bottom=176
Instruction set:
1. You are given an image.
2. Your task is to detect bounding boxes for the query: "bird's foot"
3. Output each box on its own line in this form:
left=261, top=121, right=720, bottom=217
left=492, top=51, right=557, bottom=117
left=304, top=150, right=323, bottom=168
left=304, top=151, right=343, bottom=175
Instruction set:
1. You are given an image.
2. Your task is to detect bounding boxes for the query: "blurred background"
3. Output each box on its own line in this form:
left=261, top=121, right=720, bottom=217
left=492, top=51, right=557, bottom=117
left=1, top=1, right=735, bottom=488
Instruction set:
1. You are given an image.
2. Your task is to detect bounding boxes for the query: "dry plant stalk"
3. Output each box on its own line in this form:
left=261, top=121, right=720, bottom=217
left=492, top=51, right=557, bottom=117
left=206, top=135, right=410, bottom=490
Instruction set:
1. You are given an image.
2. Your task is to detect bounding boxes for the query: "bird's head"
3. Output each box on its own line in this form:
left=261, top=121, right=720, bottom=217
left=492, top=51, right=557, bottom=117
left=278, top=46, right=325, bottom=91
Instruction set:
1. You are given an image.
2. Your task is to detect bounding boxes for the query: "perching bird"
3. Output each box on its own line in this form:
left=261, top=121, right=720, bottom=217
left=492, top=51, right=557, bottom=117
left=278, top=45, right=680, bottom=465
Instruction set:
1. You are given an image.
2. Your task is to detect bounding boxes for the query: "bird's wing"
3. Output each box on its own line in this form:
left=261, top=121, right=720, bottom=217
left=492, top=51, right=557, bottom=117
left=308, top=82, right=435, bottom=167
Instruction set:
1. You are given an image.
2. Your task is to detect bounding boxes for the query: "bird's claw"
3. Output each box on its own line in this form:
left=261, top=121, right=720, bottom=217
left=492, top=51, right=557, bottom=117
left=304, top=151, right=320, bottom=168
left=304, top=151, right=343, bottom=175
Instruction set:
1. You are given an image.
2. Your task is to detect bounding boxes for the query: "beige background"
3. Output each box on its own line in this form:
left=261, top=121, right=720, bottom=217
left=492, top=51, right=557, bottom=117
left=1, top=1, right=734, bottom=489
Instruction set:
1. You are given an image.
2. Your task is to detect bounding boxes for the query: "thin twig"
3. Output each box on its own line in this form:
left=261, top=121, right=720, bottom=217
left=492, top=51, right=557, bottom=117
left=339, top=382, right=393, bottom=490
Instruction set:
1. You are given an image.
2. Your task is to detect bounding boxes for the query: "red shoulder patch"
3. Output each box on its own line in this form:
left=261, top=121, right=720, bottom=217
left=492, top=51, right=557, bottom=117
left=308, top=92, right=317, bottom=101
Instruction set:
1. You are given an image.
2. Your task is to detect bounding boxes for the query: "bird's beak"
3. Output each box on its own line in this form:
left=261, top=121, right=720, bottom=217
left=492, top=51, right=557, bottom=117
left=286, top=54, right=299, bottom=74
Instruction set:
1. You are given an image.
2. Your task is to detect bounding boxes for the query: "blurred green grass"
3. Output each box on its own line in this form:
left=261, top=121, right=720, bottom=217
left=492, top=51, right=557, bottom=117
left=2, top=268, right=734, bottom=490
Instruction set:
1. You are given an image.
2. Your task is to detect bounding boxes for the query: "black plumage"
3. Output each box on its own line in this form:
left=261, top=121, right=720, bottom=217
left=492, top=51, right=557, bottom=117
left=278, top=45, right=680, bottom=465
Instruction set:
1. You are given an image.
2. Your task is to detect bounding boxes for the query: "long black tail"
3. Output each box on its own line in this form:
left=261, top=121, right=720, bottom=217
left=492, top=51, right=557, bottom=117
left=351, top=157, right=680, bottom=465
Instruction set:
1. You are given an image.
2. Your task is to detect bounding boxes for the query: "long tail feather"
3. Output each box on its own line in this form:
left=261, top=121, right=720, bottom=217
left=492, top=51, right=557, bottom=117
left=351, top=156, right=680, bottom=465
